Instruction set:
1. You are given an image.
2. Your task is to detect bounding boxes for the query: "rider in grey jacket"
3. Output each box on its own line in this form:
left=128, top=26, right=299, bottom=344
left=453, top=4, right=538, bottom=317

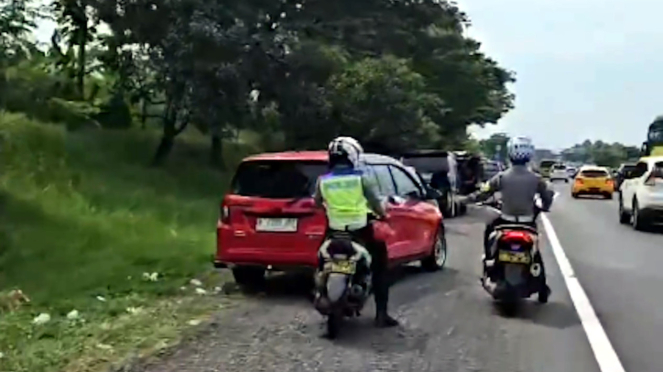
left=460, top=136, right=554, bottom=298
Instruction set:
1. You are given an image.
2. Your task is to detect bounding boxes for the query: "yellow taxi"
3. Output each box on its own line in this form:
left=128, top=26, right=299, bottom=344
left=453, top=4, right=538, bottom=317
left=571, top=165, right=615, bottom=199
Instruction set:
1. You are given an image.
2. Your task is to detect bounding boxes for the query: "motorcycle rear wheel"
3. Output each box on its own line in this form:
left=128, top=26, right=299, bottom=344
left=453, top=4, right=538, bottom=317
left=496, top=297, right=519, bottom=316
left=326, top=311, right=342, bottom=339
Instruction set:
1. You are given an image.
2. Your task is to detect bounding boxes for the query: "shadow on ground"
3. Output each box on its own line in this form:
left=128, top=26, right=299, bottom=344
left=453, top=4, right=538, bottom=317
left=490, top=297, right=581, bottom=330
left=220, top=264, right=443, bottom=303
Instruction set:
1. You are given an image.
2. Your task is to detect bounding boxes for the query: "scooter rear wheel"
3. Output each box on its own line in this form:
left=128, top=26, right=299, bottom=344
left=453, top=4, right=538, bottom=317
left=326, top=311, right=342, bottom=339
left=496, top=297, right=519, bottom=316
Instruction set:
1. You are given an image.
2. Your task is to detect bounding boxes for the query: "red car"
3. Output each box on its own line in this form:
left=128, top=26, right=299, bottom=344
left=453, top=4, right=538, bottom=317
left=214, top=151, right=447, bottom=287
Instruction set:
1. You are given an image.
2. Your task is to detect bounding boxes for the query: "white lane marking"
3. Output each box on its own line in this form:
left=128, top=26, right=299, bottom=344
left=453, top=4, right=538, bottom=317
left=541, top=212, right=626, bottom=372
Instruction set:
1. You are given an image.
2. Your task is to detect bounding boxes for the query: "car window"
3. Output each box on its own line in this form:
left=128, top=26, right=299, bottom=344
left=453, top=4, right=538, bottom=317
left=632, top=162, right=649, bottom=178
left=368, top=165, right=397, bottom=196
left=651, top=162, right=663, bottom=179
left=232, top=160, right=327, bottom=198
left=579, top=169, right=609, bottom=178
left=552, top=164, right=566, bottom=170
left=389, top=165, right=422, bottom=197
left=401, top=155, right=449, bottom=174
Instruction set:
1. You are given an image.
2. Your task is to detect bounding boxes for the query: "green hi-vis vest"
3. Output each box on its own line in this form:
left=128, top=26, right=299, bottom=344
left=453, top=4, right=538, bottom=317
left=319, top=172, right=370, bottom=230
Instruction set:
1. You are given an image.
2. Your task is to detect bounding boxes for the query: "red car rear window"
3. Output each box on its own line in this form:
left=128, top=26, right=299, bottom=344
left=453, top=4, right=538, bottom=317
left=231, top=160, right=328, bottom=198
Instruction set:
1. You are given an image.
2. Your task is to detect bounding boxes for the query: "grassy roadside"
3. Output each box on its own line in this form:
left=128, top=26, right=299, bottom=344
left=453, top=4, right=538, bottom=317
left=0, top=111, right=258, bottom=372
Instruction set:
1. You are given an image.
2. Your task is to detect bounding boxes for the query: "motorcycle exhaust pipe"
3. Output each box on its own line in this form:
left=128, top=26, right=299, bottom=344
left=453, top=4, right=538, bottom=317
left=349, top=284, right=364, bottom=298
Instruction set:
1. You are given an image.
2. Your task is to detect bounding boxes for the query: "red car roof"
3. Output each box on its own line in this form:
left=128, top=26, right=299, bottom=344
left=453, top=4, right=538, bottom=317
left=242, top=150, right=329, bottom=162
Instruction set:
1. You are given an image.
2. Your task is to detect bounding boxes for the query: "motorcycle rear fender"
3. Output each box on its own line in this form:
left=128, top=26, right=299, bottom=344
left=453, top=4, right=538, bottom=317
left=327, top=273, right=350, bottom=303
left=504, top=263, right=525, bottom=286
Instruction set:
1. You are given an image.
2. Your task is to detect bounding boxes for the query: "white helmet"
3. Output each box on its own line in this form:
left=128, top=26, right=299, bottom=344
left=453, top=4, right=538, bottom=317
left=328, top=136, right=364, bottom=167
left=507, top=136, right=535, bottom=164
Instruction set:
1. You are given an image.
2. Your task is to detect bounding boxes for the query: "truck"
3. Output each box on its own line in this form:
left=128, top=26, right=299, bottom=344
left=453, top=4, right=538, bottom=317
left=641, top=115, right=663, bottom=157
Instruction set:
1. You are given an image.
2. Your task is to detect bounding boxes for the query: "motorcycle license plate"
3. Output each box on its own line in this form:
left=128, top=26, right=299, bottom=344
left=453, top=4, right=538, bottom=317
left=330, top=260, right=356, bottom=274
left=498, top=250, right=531, bottom=264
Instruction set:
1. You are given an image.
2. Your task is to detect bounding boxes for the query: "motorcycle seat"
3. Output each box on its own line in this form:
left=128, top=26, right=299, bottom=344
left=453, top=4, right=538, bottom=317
left=494, top=224, right=538, bottom=234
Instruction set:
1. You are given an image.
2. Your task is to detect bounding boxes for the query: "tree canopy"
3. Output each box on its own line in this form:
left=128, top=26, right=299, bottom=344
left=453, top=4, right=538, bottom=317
left=561, top=140, right=640, bottom=168
left=1, top=0, right=516, bottom=166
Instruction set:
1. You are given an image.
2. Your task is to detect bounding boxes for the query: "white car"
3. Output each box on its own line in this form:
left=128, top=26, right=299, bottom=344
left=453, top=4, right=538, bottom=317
left=550, top=164, right=569, bottom=182
left=566, top=167, right=578, bottom=177
left=618, top=156, right=663, bottom=230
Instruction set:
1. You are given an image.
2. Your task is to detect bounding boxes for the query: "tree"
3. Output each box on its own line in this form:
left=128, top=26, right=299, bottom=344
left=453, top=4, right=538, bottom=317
left=326, top=56, right=444, bottom=154
left=51, top=0, right=100, bottom=100
left=289, top=0, right=515, bottom=143
left=0, top=0, right=41, bottom=107
left=2, top=0, right=517, bottom=167
left=480, top=132, right=509, bottom=160
left=561, top=140, right=641, bottom=168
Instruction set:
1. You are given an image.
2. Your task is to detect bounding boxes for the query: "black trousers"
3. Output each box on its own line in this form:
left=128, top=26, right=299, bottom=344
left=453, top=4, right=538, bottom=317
left=327, top=224, right=390, bottom=314
left=483, top=216, right=547, bottom=285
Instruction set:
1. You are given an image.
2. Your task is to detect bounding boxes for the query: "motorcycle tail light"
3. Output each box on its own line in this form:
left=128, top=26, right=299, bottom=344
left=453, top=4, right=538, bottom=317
left=502, top=230, right=532, bottom=242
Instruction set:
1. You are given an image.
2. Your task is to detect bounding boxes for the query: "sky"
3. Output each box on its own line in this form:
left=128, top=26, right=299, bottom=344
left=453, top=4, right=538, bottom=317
left=463, top=0, right=663, bottom=150
left=33, top=0, right=663, bottom=150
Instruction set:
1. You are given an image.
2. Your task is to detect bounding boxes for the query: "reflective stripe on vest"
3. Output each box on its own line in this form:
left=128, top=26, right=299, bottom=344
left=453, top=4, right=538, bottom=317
left=319, top=173, right=370, bottom=230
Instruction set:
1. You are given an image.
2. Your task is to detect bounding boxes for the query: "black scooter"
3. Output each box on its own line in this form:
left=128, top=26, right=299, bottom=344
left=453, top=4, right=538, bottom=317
left=478, top=199, right=548, bottom=313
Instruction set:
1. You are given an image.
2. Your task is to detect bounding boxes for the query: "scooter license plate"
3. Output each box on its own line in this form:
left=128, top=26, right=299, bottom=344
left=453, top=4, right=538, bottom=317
left=330, top=260, right=356, bottom=274
left=498, top=250, right=531, bottom=264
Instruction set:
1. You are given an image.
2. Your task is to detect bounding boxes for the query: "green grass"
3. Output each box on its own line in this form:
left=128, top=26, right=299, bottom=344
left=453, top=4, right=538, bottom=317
left=0, top=111, right=259, bottom=372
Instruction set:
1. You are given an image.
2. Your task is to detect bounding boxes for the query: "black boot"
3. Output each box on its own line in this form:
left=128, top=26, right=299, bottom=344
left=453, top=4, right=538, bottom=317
left=535, top=256, right=551, bottom=304
left=538, top=284, right=551, bottom=304
left=375, top=311, right=399, bottom=328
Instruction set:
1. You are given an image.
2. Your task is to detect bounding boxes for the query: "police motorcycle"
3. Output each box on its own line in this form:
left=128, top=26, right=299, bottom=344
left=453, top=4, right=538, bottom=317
left=312, top=214, right=389, bottom=339
left=478, top=195, right=548, bottom=312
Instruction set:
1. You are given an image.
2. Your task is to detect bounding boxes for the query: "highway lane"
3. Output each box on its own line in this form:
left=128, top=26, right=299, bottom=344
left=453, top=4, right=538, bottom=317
left=545, top=182, right=663, bottom=372
left=137, top=207, right=601, bottom=372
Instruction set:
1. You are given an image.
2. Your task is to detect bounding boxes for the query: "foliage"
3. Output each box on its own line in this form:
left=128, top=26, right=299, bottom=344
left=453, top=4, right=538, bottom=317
left=326, top=56, right=444, bottom=154
left=479, top=132, right=510, bottom=160
left=0, top=0, right=41, bottom=64
left=2, top=0, right=517, bottom=158
left=0, top=111, right=254, bottom=371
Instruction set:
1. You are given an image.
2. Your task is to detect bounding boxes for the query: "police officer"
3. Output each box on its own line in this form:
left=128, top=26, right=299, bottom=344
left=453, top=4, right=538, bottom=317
left=459, top=136, right=554, bottom=301
left=313, top=136, right=399, bottom=327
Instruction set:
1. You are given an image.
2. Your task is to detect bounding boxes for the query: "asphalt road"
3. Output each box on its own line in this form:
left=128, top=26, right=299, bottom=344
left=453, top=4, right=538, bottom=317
left=134, top=184, right=662, bottom=372
left=545, top=181, right=663, bottom=372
